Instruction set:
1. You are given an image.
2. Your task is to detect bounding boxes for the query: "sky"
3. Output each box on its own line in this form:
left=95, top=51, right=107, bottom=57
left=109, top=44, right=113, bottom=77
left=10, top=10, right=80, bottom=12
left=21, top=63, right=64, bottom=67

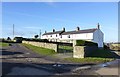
left=2, top=2, right=118, bottom=42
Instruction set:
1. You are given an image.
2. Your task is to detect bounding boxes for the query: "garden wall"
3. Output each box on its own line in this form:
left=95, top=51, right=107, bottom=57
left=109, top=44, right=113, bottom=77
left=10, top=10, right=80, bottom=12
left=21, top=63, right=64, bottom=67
left=73, top=46, right=98, bottom=58
left=22, top=41, right=58, bottom=52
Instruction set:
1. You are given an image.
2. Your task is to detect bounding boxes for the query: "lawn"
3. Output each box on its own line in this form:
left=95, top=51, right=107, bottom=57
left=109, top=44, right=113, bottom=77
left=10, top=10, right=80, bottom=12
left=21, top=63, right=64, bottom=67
left=64, top=57, right=114, bottom=63
left=22, top=43, right=56, bottom=56
left=59, top=45, right=73, bottom=50
left=58, top=45, right=73, bottom=53
left=0, top=42, right=9, bottom=47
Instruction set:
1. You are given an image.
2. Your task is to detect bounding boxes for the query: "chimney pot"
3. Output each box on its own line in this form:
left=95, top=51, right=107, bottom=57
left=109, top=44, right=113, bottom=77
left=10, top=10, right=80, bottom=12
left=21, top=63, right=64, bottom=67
left=97, top=23, right=100, bottom=29
left=45, top=31, right=47, bottom=33
left=63, top=27, right=65, bottom=32
left=53, top=29, right=55, bottom=32
left=76, top=27, right=80, bottom=31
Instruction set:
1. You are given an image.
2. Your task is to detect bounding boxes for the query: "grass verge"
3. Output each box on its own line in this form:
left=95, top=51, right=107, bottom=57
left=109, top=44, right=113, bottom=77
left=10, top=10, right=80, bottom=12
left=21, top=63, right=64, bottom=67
left=0, top=42, right=9, bottom=47
left=22, top=43, right=56, bottom=56
left=64, top=57, right=114, bottom=63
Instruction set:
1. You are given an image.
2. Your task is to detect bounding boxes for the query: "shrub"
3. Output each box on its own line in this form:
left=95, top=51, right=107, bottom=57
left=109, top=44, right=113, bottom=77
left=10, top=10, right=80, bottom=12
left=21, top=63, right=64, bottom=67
left=103, top=44, right=109, bottom=49
left=76, top=40, right=98, bottom=46
left=7, top=37, right=11, bottom=40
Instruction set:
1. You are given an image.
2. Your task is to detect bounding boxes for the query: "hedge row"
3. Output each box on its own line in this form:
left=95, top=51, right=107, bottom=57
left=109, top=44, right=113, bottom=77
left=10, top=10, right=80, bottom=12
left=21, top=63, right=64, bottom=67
left=22, top=38, right=49, bottom=42
left=22, top=38, right=72, bottom=46
left=0, top=39, right=15, bottom=43
left=76, top=40, right=98, bottom=46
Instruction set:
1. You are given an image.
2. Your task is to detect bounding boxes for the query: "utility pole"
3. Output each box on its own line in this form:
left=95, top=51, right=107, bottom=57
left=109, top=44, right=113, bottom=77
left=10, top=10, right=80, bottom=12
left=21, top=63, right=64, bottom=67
left=39, top=29, right=41, bottom=39
left=13, top=24, right=14, bottom=39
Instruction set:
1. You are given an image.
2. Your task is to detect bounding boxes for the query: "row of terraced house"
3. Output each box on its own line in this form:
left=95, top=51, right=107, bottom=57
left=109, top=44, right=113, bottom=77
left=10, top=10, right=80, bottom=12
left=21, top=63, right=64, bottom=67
left=42, top=23, right=104, bottom=48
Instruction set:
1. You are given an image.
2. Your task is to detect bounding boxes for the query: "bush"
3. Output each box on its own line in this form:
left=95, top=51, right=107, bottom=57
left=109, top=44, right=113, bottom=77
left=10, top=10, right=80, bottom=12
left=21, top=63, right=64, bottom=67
left=76, top=40, right=98, bottom=46
left=104, top=44, right=109, bottom=49
left=87, top=49, right=119, bottom=58
left=7, top=37, right=11, bottom=40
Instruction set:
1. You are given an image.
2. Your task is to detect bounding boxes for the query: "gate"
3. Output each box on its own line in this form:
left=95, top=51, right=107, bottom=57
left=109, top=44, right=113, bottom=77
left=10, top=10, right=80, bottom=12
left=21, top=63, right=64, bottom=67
left=57, top=42, right=73, bottom=58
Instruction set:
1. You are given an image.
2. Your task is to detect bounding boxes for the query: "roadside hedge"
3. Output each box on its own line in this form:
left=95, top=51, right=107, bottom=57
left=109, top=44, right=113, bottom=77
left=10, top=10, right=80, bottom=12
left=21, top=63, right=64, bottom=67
left=22, top=38, right=49, bottom=42
left=76, top=40, right=98, bottom=46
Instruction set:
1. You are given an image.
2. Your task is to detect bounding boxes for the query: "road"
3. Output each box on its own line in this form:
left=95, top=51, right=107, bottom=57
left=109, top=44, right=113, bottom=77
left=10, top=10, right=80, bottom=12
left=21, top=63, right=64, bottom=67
left=0, top=43, right=87, bottom=76
left=0, top=43, right=120, bottom=77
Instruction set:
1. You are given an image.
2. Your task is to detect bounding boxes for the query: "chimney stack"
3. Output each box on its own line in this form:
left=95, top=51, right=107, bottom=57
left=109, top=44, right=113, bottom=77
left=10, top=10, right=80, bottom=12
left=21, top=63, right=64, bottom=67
left=53, top=29, right=55, bottom=32
left=97, top=23, right=100, bottom=29
left=63, top=27, right=65, bottom=32
left=45, top=31, right=47, bottom=33
left=76, top=27, right=80, bottom=31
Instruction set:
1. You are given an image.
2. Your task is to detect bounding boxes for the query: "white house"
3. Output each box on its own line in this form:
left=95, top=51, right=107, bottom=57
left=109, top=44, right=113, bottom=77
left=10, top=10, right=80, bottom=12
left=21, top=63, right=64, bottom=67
left=42, top=28, right=65, bottom=42
left=42, top=23, right=104, bottom=47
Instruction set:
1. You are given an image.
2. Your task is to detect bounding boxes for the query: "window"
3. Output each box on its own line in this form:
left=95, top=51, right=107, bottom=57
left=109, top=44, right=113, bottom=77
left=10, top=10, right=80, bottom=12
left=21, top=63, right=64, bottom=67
left=56, top=34, right=57, bottom=37
left=60, top=35, right=62, bottom=38
left=50, top=35, right=52, bottom=37
left=68, top=35, right=70, bottom=38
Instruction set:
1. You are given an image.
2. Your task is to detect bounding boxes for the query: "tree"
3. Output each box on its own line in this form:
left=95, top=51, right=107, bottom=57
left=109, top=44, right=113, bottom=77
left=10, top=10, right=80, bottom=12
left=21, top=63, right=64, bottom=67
left=7, top=37, right=11, bottom=40
left=34, top=35, right=39, bottom=39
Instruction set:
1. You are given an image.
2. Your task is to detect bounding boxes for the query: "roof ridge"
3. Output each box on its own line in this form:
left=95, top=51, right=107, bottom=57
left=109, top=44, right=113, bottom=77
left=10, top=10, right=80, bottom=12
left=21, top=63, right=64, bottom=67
left=43, top=28, right=98, bottom=35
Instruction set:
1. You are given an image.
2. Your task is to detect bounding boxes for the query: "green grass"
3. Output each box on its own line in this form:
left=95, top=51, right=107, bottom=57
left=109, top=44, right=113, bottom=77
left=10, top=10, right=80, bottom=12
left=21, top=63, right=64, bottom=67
left=22, top=43, right=56, bottom=56
left=64, top=57, right=114, bottom=63
left=59, top=45, right=73, bottom=50
left=22, top=43, right=115, bottom=63
left=0, top=42, right=9, bottom=47
left=64, top=49, right=115, bottom=63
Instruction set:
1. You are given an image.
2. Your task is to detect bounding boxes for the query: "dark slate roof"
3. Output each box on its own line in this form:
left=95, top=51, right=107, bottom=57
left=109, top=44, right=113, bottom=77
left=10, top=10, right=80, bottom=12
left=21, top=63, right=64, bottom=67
left=43, top=31, right=64, bottom=35
left=61, top=28, right=97, bottom=35
left=42, top=28, right=97, bottom=35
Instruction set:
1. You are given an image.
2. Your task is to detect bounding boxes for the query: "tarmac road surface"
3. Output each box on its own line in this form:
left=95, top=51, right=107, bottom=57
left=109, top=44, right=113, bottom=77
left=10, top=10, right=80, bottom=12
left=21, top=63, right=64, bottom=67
left=0, top=43, right=119, bottom=77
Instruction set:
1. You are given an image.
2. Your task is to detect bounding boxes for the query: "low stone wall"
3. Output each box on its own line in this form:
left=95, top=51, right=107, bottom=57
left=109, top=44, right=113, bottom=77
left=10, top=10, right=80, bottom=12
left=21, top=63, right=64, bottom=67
left=22, top=41, right=58, bottom=52
left=73, top=46, right=98, bottom=58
